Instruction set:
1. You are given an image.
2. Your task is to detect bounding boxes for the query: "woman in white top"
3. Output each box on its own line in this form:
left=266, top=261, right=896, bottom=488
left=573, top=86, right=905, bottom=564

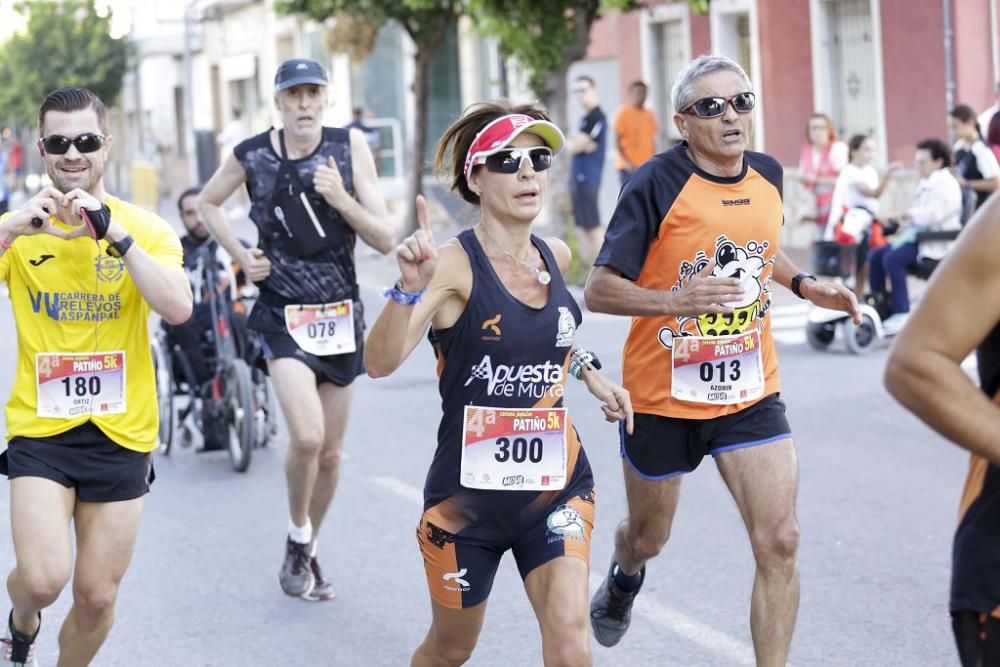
left=949, top=104, right=1000, bottom=214
left=868, top=138, right=963, bottom=333
left=825, top=134, right=899, bottom=295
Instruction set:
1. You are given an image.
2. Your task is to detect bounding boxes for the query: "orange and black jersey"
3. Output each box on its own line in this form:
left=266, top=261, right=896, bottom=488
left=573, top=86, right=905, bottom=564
left=595, top=143, right=785, bottom=419
left=423, top=230, right=592, bottom=542
left=953, top=323, right=1000, bottom=614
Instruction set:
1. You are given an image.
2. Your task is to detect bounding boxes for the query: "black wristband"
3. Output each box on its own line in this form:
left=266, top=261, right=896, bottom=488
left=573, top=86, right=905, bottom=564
left=791, top=272, right=816, bottom=299
left=83, top=204, right=112, bottom=240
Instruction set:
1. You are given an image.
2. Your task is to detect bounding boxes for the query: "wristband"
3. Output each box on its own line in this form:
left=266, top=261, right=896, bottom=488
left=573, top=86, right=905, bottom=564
left=569, top=349, right=602, bottom=380
left=791, top=272, right=816, bottom=299
left=81, top=204, right=112, bottom=240
left=382, top=280, right=424, bottom=306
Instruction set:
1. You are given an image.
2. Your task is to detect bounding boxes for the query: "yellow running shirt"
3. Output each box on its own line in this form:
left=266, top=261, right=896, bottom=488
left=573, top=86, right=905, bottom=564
left=0, top=195, right=183, bottom=452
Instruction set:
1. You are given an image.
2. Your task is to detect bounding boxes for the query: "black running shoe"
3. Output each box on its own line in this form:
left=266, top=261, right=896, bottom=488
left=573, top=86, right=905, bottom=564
left=589, top=562, right=645, bottom=647
left=301, top=554, right=336, bottom=602
left=279, top=538, right=315, bottom=597
left=0, top=611, right=38, bottom=666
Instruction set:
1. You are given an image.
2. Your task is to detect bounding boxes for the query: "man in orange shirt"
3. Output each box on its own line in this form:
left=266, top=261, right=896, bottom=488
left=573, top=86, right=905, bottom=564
left=585, top=55, right=859, bottom=666
left=614, top=81, right=658, bottom=187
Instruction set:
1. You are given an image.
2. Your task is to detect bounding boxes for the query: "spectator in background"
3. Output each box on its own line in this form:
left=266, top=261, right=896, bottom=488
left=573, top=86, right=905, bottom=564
left=826, top=134, right=899, bottom=296
left=977, top=81, right=1000, bottom=136
left=987, top=113, right=1000, bottom=163
left=9, top=137, right=24, bottom=194
left=346, top=107, right=381, bottom=174
left=868, top=138, right=962, bottom=334
left=798, top=112, right=847, bottom=229
left=567, top=75, right=607, bottom=265
left=950, top=104, right=1000, bottom=216
left=614, top=81, right=657, bottom=187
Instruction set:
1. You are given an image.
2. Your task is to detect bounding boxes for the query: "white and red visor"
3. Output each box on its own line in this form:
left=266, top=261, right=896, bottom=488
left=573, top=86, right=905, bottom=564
left=463, top=113, right=565, bottom=182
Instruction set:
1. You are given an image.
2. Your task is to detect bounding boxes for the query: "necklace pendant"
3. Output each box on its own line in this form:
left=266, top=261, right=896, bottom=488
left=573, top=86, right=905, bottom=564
left=537, top=270, right=552, bottom=285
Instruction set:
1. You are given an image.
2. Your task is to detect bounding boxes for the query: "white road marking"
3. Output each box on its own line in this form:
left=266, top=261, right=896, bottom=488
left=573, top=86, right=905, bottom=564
left=370, top=475, right=424, bottom=505
left=372, top=474, right=768, bottom=665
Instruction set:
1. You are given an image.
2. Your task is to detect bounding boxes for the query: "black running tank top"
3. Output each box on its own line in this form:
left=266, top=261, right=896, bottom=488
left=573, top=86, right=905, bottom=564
left=424, top=229, right=587, bottom=517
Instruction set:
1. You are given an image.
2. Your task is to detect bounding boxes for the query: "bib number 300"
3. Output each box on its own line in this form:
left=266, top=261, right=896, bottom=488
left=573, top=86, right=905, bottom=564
left=461, top=406, right=568, bottom=491
left=36, top=352, right=126, bottom=418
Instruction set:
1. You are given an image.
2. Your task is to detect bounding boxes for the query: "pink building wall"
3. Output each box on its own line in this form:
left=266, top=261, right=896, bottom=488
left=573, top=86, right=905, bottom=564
left=880, top=0, right=949, bottom=162
left=757, top=0, right=813, bottom=165
left=952, top=0, right=994, bottom=116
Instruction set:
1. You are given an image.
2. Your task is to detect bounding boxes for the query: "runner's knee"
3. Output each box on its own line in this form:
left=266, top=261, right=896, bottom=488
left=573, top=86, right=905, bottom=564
left=316, top=446, right=342, bottom=473
left=424, top=636, right=476, bottom=666
left=15, top=565, right=69, bottom=609
left=540, top=618, right=590, bottom=667
left=72, top=582, right=119, bottom=622
left=751, top=517, right=800, bottom=567
left=288, top=429, right=324, bottom=458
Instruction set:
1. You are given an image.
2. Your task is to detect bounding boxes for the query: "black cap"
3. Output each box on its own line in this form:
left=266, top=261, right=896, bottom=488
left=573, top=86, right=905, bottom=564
left=274, top=58, right=328, bottom=92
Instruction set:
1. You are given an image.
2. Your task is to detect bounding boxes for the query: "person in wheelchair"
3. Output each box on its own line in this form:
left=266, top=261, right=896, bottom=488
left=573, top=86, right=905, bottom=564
left=166, top=187, right=252, bottom=449
left=868, top=138, right=963, bottom=334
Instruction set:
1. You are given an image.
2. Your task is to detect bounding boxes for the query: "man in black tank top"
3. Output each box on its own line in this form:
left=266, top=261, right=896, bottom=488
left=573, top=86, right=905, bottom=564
left=198, top=58, right=394, bottom=602
left=886, top=193, right=1000, bottom=666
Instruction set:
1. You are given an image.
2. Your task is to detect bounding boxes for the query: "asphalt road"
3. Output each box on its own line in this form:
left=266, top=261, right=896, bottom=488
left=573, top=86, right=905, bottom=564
left=0, top=246, right=970, bottom=666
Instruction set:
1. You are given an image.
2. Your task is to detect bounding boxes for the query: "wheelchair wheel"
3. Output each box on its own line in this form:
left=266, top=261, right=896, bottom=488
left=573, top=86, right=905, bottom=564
left=151, top=336, right=175, bottom=455
left=252, top=367, right=278, bottom=449
left=225, top=359, right=255, bottom=472
left=844, top=313, right=878, bottom=355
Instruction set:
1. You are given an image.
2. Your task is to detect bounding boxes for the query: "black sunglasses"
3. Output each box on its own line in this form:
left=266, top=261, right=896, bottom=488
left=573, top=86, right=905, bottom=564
left=683, top=92, right=756, bottom=119
left=41, top=133, right=106, bottom=155
left=484, top=147, right=553, bottom=174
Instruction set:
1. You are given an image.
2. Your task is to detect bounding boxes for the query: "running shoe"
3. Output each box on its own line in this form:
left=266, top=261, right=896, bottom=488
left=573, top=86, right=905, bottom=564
left=0, top=611, right=38, bottom=667
left=301, top=553, right=336, bottom=602
left=589, top=562, right=645, bottom=647
left=279, top=538, right=314, bottom=597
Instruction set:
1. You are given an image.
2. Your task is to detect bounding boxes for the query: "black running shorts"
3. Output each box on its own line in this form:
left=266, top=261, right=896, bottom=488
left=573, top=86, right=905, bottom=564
left=0, top=422, right=155, bottom=502
left=620, top=393, right=793, bottom=479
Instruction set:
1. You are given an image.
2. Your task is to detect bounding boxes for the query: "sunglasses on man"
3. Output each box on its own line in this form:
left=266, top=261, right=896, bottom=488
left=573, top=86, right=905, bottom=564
left=479, top=147, right=553, bottom=174
left=40, top=133, right=107, bottom=155
left=682, top=92, right=756, bottom=119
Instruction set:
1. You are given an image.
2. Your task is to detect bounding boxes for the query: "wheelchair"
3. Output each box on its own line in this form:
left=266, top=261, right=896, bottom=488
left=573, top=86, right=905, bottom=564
left=805, top=226, right=960, bottom=354
left=152, top=247, right=278, bottom=472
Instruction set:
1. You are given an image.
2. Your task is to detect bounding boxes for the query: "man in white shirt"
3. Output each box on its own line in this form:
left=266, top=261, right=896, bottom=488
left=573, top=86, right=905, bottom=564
left=869, top=138, right=962, bottom=334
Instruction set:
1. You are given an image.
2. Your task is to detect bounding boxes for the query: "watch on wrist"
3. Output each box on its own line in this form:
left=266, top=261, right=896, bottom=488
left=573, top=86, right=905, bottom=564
left=106, top=234, right=134, bottom=259
left=791, top=271, right=817, bottom=299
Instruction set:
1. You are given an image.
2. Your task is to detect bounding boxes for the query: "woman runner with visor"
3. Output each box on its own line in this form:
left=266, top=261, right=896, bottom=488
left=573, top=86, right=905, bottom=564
left=366, top=102, right=633, bottom=667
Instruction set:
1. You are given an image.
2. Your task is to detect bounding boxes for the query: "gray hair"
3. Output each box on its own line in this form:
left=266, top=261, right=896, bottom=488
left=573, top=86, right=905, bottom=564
left=671, top=55, right=753, bottom=113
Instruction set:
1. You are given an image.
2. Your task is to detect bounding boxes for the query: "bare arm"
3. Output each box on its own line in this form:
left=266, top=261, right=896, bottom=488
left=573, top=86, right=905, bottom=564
left=314, top=130, right=394, bottom=254
left=773, top=249, right=860, bottom=322
left=885, top=197, right=1000, bottom=463
left=966, top=176, right=1000, bottom=193
left=856, top=166, right=898, bottom=198
left=567, top=132, right=597, bottom=156
left=584, top=263, right=743, bottom=318
left=198, top=153, right=255, bottom=264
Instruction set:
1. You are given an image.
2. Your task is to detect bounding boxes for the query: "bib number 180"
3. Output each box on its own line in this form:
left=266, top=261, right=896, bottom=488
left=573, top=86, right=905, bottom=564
left=61, top=376, right=101, bottom=397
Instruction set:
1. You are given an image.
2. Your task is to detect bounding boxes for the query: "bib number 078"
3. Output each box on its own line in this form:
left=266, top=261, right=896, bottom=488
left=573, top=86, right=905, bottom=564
left=495, top=437, right=543, bottom=464
left=307, top=321, right=336, bottom=339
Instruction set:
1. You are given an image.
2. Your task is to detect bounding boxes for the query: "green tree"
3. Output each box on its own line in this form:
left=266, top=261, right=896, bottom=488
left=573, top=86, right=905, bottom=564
left=0, top=1, right=130, bottom=129
left=279, top=0, right=463, bottom=235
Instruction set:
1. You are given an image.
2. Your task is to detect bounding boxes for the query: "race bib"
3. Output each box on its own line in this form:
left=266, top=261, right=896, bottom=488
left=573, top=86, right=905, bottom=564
left=460, top=406, right=568, bottom=491
left=671, top=330, right=764, bottom=405
left=36, top=352, right=126, bottom=418
left=284, top=300, right=356, bottom=356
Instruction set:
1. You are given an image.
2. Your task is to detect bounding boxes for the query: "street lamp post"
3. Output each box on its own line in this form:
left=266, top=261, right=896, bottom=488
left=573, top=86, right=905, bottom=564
left=183, top=0, right=198, bottom=185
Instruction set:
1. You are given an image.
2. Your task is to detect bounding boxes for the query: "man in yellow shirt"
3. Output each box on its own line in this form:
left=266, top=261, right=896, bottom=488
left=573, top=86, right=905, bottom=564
left=614, top=81, right=658, bottom=187
left=0, top=87, right=191, bottom=666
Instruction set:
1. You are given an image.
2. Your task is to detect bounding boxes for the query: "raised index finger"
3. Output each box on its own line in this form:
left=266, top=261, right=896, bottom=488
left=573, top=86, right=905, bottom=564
left=415, top=195, right=433, bottom=238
